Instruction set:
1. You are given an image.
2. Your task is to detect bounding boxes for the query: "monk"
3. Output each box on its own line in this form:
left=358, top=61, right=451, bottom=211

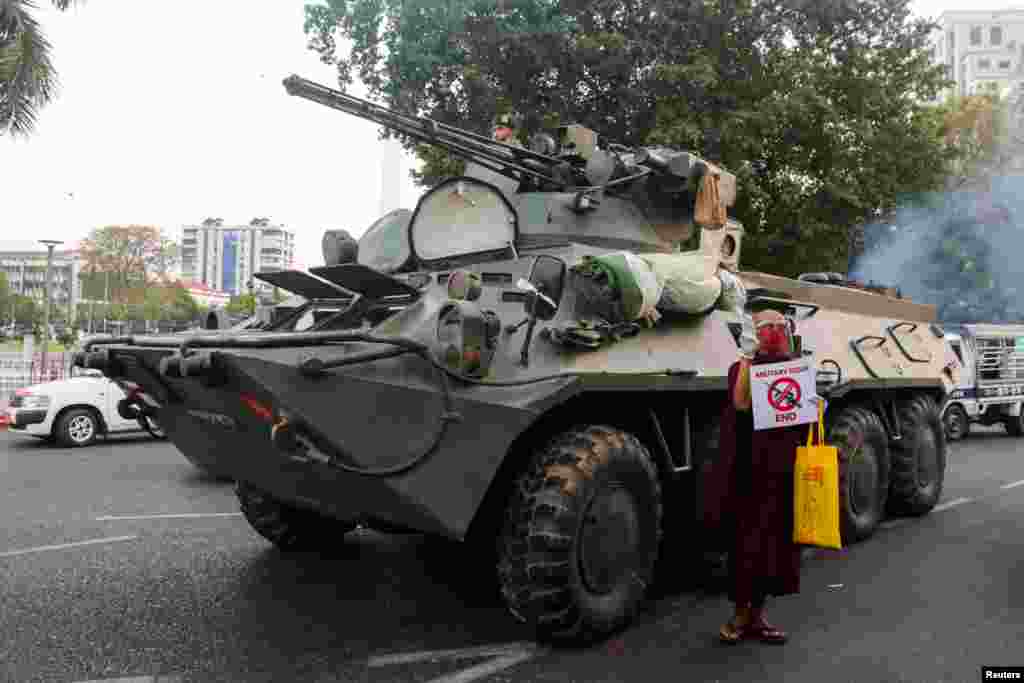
left=716, top=306, right=807, bottom=644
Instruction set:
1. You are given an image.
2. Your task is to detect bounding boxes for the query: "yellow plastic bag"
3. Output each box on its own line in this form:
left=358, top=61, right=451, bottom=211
left=793, top=400, right=843, bottom=550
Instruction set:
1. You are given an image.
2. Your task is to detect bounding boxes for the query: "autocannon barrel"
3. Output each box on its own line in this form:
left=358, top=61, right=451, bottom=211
left=282, top=75, right=571, bottom=188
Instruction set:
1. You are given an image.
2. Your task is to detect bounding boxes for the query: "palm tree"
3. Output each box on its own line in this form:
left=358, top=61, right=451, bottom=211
left=0, top=0, right=81, bottom=137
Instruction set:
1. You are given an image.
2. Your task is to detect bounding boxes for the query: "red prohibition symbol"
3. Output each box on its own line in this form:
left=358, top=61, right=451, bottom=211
left=768, top=377, right=801, bottom=412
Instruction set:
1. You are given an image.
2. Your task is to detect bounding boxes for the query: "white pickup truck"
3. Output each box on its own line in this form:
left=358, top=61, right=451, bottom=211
left=5, top=367, right=165, bottom=447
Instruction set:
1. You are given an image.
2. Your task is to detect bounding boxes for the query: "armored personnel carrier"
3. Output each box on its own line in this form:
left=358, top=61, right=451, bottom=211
left=76, top=76, right=956, bottom=643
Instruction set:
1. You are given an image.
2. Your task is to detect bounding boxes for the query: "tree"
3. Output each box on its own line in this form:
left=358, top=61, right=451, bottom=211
left=936, top=87, right=1013, bottom=188
left=304, top=0, right=954, bottom=277
left=1, top=0, right=83, bottom=137
left=78, top=225, right=180, bottom=301
left=226, top=294, right=256, bottom=317
left=12, top=294, right=38, bottom=324
left=0, top=271, right=9, bottom=320
left=165, top=282, right=200, bottom=322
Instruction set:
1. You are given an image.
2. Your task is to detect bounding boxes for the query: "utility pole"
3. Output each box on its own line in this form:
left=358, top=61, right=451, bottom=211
left=104, top=270, right=110, bottom=334
left=39, top=240, right=63, bottom=381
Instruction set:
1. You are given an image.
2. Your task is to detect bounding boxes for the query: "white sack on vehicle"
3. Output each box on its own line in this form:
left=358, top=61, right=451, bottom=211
left=640, top=252, right=723, bottom=315
left=716, top=268, right=748, bottom=313
left=575, top=251, right=664, bottom=325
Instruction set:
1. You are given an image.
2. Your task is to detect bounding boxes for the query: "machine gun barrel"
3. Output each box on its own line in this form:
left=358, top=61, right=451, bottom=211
left=282, top=75, right=571, bottom=188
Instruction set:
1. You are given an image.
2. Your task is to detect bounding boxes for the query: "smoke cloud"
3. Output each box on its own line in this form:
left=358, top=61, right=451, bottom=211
left=848, top=175, right=1024, bottom=325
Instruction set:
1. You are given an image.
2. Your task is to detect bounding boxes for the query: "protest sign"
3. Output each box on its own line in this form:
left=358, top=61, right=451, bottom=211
left=750, top=358, right=819, bottom=431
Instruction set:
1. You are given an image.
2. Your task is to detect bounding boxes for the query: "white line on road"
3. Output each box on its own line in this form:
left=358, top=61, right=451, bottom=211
left=0, top=535, right=138, bottom=559
left=96, top=513, right=243, bottom=521
left=1001, top=479, right=1024, bottom=490
left=932, top=497, right=973, bottom=512
left=71, top=676, right=183, bottom=683
left=424, top=651, right=539, bottom=683
left=367, top=642, right=540, bottom=667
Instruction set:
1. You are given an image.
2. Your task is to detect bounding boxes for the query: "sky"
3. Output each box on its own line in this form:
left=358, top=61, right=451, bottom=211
left=0, top=1, right=419, bottom=271
left=0, top=0, right=1016, bottom=272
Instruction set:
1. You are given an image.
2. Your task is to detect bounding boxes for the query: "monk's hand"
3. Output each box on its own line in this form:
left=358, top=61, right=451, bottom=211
left=739, top=311, right=758, bottom=359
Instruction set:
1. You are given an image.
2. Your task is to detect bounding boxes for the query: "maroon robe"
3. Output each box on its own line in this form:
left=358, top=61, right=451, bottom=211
left=710, top=359, right=804, bottom=605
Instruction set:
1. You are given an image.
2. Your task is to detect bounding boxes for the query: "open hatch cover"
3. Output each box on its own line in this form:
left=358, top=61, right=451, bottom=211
left=253, top=270, right=353, bottom=300
left=310, top=263, right=422, bottom=300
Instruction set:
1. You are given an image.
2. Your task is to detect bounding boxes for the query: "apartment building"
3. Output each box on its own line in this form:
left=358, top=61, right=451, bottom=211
left=927, top=8, right=1024, bottom=100
left=179, top=220, right=295, bottom=296
left=0, top=241, right=81, bottom=318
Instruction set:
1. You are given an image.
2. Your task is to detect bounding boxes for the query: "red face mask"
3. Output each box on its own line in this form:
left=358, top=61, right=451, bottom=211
left=756, top=321, right=792, bottom=357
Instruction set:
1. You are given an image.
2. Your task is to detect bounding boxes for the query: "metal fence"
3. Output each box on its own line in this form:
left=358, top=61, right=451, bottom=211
left=0, top=352, right=74, bottom=409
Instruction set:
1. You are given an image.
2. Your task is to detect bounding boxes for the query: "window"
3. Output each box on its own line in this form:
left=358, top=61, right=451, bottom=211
left=992, top=26, right=1003, bottom=46
left=949, top=31, right=956, bottom=50
left=979, top=58, right=992, bottom=69
left=971, top=26, right=982, bottom=45
left=1000, top=60, right=1012, bottom=69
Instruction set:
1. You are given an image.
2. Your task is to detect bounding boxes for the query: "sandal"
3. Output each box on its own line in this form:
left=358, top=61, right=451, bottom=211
left=718, top=619, right=748, bottom=644
left=748, top=620, right=788, bottom=644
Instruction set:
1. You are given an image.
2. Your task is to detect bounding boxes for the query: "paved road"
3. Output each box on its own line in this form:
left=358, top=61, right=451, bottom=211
left=1, top=426, right=1022, bottom=683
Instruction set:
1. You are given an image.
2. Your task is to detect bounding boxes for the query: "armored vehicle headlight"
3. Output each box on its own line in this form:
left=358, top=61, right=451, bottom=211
left=436, top=301, right=501, bottom=378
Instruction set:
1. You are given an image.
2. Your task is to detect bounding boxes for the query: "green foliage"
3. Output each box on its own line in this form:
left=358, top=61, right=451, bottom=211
left=304, top=0, right=956, bottom=276
left=78, top=225, right=180, bottom=300
left=11, top=294, right=38, bottom=324
left=0, top=0, right=83, bottom=137
left=226, top=294, right=256, bottom=316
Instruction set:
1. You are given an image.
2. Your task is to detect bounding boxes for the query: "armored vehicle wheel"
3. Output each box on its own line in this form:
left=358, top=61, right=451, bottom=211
left=943, top=404, right=969, bottom=442
left=497, top=425, right=662, bottom=644
left=827, top=406, right=890, bottom=544
left=236, top=483, right=356, bottom=550
left=1004, top=410, right=1024, bottom=437
left=889, top=395, right=946, bottom=516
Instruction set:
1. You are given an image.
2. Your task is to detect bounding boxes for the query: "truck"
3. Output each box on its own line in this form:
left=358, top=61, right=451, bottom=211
left=5, top=366, right=165, bottom=447
left=941, top=324, right=1024, bottom=441
left=74, top=75, right=956, bottom=644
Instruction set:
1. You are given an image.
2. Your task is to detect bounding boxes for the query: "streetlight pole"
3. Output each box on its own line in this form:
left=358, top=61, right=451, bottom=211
left=39, top=240, right=63, bottom=381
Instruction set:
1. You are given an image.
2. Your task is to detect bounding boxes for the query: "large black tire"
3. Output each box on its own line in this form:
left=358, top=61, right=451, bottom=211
left=889, top=394, right=947, bottom=516
left=54, top=408, right=100, bottom=448
left=236, top=483, right=356, bottom=551
left=1004, top=409, right=1024, bottom=437
left=827, top=406, right=890, bottom=544
left=497, top=425, right=663, bottom=643
left=943, top=403, right=969, bottom=442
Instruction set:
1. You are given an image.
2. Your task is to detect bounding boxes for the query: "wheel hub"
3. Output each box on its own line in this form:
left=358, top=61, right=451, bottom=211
left=69, top=415, right=94, bottom=443
left=577, top=481, right=641, bottom=595
left=849, top=442, right=878, bottom=516
left=945, top=409, right=966, bottom=440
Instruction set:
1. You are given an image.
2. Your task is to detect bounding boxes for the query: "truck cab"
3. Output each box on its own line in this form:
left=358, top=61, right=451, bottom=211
left=941, top=325, right=1024, bottom=440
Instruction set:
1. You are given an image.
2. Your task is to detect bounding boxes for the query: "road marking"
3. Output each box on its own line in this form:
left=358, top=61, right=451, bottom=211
left=96, top=513, right=243, bottom=521
left=1001, top=479, right=1024, bottom=490
left=424, top=650, right=538, bottom=683
left=367, top=642, right=540, bottom=667
left=368, top=642, right=544, bottom=683
left=880, top=519, right=907, bottom=529
left=0, top=535, right=138, bottom=559
left=71, top=676, right=183, bottom=683
left=932, top=497, right=972, bottom=512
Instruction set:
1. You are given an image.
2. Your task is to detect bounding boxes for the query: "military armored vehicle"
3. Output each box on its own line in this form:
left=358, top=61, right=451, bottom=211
left=75, top=75, right=956, bottom=643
